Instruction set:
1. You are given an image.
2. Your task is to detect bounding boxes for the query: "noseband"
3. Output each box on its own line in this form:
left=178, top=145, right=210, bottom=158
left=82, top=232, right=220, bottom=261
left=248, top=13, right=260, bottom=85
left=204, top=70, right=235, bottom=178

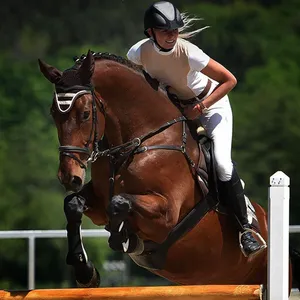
left=55, top=85, right=105, bottom=169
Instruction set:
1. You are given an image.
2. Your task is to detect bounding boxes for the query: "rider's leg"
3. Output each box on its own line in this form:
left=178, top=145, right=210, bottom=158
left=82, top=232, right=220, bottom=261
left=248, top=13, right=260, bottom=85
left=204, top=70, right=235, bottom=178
left=199, top=95, right=264, bottom=257
left=218, top=168, right=265, bottom=256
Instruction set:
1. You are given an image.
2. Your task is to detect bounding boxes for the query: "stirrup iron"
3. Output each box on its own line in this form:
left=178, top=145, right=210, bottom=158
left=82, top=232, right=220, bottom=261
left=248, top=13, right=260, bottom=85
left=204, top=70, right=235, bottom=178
left=239, top=227, right=267, bottom=258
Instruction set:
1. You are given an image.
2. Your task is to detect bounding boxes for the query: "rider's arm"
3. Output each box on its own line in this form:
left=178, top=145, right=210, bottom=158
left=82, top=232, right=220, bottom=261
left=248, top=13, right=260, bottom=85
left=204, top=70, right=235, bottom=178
left=200, top=59, right=237, bottom=109
left=188, top=43, right=237, bottom=110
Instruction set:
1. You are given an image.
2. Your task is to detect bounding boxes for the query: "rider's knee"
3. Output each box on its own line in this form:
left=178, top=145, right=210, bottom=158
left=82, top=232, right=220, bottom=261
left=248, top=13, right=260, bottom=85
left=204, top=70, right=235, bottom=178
left=216, top=162, right=233, bottom=181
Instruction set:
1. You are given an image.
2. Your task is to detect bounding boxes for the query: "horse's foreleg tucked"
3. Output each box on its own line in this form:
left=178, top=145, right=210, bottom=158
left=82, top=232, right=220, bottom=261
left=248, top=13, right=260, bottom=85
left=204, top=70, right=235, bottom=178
left=106, top=194, right=142, bottom=253
left=64, top=183, right=100, bottom=288
left=107, top=193, right=178, bottom=254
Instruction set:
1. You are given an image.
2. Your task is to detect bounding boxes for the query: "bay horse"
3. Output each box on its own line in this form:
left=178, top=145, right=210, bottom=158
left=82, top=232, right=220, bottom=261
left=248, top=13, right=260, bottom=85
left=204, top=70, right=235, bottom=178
left=38, top=50, right=297, bottom=291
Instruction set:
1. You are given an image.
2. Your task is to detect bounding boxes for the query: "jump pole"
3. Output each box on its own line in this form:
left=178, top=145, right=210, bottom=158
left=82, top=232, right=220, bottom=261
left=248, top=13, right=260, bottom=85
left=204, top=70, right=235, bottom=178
left=0, top=285, right=261, bottom=299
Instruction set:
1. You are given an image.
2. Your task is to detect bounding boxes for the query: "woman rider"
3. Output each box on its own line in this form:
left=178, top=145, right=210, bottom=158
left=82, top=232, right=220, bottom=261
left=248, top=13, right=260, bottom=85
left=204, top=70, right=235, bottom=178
left=127, top=1, right=265, bottom=257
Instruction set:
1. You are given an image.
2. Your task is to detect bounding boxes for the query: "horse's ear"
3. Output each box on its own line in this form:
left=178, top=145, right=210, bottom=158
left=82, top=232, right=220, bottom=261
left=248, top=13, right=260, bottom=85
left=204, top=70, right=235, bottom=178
left=78, top=50, right=95, bottom=84
left=38, top=59, right=62, bottom=84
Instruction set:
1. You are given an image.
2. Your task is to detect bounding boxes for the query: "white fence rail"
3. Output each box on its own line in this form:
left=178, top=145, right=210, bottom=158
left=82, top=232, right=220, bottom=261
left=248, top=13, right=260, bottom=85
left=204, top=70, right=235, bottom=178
left=0, top=229, right=109, bottom=290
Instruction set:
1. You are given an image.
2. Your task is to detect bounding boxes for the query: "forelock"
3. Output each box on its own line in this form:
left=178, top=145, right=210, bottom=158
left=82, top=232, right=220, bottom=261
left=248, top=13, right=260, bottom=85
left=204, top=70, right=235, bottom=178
left=57, top=66, right=82, bottom=88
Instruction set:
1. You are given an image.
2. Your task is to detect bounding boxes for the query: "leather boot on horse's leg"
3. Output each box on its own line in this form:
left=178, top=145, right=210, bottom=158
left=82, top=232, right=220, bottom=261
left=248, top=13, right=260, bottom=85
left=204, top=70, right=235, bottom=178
left=106, top=194, right=144, bottom=254
left=218, top=168, right=266, bottom=257
left=64, top=193, right=100, bottom=287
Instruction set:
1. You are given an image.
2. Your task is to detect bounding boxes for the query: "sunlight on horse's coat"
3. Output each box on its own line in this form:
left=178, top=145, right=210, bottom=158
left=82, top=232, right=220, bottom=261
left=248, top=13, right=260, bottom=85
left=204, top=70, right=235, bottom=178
left=38, top=51, right=295, bottom=290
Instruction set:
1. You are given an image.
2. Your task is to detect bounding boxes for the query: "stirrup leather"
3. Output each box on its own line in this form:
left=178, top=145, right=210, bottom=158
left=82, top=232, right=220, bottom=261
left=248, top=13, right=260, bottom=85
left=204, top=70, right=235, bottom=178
left=239, top=227, right=267, bottom=258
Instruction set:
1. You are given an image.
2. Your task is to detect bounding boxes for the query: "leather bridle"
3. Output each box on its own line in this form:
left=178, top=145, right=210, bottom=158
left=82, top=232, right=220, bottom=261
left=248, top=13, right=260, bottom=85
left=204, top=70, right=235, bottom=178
left=55, top=85, right=105, bottom=170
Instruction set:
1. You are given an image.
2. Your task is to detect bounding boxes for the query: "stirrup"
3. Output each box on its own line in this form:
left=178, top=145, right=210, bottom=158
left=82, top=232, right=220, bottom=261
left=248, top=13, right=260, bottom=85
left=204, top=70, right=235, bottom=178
left=239, top=227, right=267, bottom=258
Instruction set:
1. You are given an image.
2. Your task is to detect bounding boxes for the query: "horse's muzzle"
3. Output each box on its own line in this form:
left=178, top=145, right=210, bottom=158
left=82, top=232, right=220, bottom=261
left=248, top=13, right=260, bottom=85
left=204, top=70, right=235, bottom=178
left=58, top=171, right=84, bottom=192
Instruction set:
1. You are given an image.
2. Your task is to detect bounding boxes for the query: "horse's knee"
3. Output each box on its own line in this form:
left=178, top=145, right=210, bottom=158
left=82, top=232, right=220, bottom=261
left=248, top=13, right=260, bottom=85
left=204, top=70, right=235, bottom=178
left=64, top=193, right=86, bottom=222
left=108, top=194, right=133, bottom=220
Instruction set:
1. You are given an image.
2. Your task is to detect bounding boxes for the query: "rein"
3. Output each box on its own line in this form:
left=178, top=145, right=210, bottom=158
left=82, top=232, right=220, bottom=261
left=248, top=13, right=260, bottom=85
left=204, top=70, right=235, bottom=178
left=98, top=116, right=196, bottom=204
left=99, top=116, right=186, bottom=157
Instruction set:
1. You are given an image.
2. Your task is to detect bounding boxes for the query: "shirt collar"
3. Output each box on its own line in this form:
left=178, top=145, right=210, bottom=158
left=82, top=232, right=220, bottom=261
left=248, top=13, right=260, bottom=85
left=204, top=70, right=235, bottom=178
left=151, top=39, right=176, bottom=55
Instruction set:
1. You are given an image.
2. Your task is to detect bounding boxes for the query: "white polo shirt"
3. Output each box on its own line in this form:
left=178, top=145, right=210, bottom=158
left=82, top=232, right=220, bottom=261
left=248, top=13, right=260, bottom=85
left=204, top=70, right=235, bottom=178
left=127, top=38, right=212, bottom=100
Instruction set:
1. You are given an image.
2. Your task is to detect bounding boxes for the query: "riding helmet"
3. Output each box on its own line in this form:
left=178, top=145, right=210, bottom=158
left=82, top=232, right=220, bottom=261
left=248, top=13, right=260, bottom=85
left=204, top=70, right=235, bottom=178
left=144, top=1, right=184, bottom=33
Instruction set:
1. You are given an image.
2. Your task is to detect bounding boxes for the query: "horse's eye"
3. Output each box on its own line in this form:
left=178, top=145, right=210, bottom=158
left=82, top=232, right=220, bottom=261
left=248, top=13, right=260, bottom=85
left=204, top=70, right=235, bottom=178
left=50, top=106, right=56, bottom=116
left=83, top=111, right=90, bottom=120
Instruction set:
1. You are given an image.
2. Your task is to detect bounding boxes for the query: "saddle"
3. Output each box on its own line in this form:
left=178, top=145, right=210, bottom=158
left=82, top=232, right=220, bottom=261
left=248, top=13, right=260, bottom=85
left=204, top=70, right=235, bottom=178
left=195, top=125, right=260, bottom=232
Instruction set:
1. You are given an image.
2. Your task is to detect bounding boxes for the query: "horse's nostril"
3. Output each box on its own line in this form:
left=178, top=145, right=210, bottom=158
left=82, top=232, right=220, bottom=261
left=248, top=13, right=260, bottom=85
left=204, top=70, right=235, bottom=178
left=71, top=176, right=82, bottom=189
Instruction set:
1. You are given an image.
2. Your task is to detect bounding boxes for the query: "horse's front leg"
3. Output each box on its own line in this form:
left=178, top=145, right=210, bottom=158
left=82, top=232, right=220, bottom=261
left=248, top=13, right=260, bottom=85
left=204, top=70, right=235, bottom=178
left=64, top=181, right=100, bottom=287
left=107, top=193, right=178, bottom=253
left=106, top=194, right=138, bottom=253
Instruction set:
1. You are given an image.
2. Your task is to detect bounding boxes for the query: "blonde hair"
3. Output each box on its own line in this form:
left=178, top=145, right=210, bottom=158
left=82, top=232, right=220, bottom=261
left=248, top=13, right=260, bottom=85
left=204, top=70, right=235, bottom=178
left=178, top=13, right=210, bottom=40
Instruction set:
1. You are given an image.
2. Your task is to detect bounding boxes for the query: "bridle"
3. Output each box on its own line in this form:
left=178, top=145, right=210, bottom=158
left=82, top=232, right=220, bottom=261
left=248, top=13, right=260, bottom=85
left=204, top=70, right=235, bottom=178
left=54, top=84, right=203, bottom=189
left=55, top=85, right=105, bottom=170
left=54, top=82, right=209, bottom=207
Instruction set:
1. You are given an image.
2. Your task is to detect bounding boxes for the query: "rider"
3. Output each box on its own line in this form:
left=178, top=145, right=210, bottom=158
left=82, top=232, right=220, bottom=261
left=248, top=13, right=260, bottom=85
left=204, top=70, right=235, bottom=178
left=127, top=1, right=265, bottom=257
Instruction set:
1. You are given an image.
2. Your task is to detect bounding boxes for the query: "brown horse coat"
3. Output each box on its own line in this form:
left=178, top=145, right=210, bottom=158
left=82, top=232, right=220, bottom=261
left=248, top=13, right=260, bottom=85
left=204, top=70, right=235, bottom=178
left=39, top=51, right=293, bottom=288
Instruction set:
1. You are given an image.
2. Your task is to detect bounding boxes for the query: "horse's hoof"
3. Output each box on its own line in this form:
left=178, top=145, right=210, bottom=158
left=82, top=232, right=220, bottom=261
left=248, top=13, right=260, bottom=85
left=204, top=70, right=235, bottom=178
left=74, top=261, right=101, bottom=288
left=108, top=233, right=124, bottom=251
left=123, top=234, right=144, bottom=255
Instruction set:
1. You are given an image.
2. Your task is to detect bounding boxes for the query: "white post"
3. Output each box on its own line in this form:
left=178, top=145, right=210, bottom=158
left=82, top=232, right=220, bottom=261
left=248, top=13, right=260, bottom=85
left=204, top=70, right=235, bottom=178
left=28, top=236, right=35, bottom=290
left=268, top=171, right=290, bottom=300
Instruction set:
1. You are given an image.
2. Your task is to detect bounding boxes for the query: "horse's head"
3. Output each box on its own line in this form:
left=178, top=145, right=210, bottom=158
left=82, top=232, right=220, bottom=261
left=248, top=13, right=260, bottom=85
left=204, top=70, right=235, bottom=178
left=39, top=51, right=105, bottom=192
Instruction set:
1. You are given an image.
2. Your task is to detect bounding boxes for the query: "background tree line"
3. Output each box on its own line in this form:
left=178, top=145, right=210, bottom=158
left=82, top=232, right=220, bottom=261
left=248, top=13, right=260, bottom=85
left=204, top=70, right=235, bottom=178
left=0, top=0, right=299, bottom=289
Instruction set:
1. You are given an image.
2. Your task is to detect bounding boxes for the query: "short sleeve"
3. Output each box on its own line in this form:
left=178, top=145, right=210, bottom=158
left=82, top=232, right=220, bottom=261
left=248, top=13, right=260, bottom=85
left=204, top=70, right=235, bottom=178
left=126, top=39, right=148, bottom=66
left=187, top=43, right=210, bottom=71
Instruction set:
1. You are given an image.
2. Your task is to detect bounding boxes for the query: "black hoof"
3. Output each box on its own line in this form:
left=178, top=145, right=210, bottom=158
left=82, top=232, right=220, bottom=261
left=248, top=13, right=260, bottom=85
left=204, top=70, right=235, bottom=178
left=108, top=232, right=125, bottom=251
left=124, top=233, right=140, bottom=253
left=74, top=261, right=101, bottom=288
left=109, top=231, right=142, bottom=254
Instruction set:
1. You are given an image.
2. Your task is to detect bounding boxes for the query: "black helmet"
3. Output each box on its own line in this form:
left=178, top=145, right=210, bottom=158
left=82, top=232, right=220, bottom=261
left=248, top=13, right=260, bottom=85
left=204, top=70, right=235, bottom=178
left=144, top=1, right=184, bottom=32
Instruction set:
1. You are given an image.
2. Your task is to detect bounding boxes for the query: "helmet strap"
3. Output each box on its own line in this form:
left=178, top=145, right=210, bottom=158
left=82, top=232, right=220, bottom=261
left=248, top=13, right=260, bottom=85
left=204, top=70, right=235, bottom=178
left=144, top=29, right=150, bottom=38
left=151, top=28, right=173, bottom=53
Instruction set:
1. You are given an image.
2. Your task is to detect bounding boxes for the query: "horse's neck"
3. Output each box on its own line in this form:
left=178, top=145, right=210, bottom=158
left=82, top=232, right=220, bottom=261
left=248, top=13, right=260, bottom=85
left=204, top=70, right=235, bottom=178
left=94, top=60, right=180, bottom=144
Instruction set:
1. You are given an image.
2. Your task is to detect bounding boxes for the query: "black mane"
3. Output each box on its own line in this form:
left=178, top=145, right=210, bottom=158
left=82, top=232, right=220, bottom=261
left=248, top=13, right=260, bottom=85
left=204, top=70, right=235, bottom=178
left=73, top=51, right=142, bottom=73
left=56, top=51, right=153, bottom=92
left=56, top=51, right=143, bottom=90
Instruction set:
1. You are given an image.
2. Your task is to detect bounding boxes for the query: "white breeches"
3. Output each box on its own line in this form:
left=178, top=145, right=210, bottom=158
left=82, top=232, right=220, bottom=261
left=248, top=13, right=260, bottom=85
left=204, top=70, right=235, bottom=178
left=199, top=95, right=233, bottom=181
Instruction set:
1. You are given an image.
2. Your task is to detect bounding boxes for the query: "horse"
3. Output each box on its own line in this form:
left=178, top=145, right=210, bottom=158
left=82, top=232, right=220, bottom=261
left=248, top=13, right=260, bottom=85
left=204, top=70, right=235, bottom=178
left=38, top=50, right=298, bottom=292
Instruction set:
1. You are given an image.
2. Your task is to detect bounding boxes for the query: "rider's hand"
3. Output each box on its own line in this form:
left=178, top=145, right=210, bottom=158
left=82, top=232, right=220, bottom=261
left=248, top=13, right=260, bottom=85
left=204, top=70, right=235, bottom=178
left=183, top=104, right=202, bottom=120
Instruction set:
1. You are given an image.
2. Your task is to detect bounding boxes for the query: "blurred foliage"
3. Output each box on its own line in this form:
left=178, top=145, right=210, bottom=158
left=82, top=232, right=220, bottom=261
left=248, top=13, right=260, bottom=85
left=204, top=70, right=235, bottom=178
left=0, top=0, right=299, bottom=289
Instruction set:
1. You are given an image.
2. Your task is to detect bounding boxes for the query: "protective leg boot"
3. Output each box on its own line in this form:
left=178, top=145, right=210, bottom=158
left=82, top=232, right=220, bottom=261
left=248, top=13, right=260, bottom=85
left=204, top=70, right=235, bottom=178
left=218, top=168, right=265, bottom=257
